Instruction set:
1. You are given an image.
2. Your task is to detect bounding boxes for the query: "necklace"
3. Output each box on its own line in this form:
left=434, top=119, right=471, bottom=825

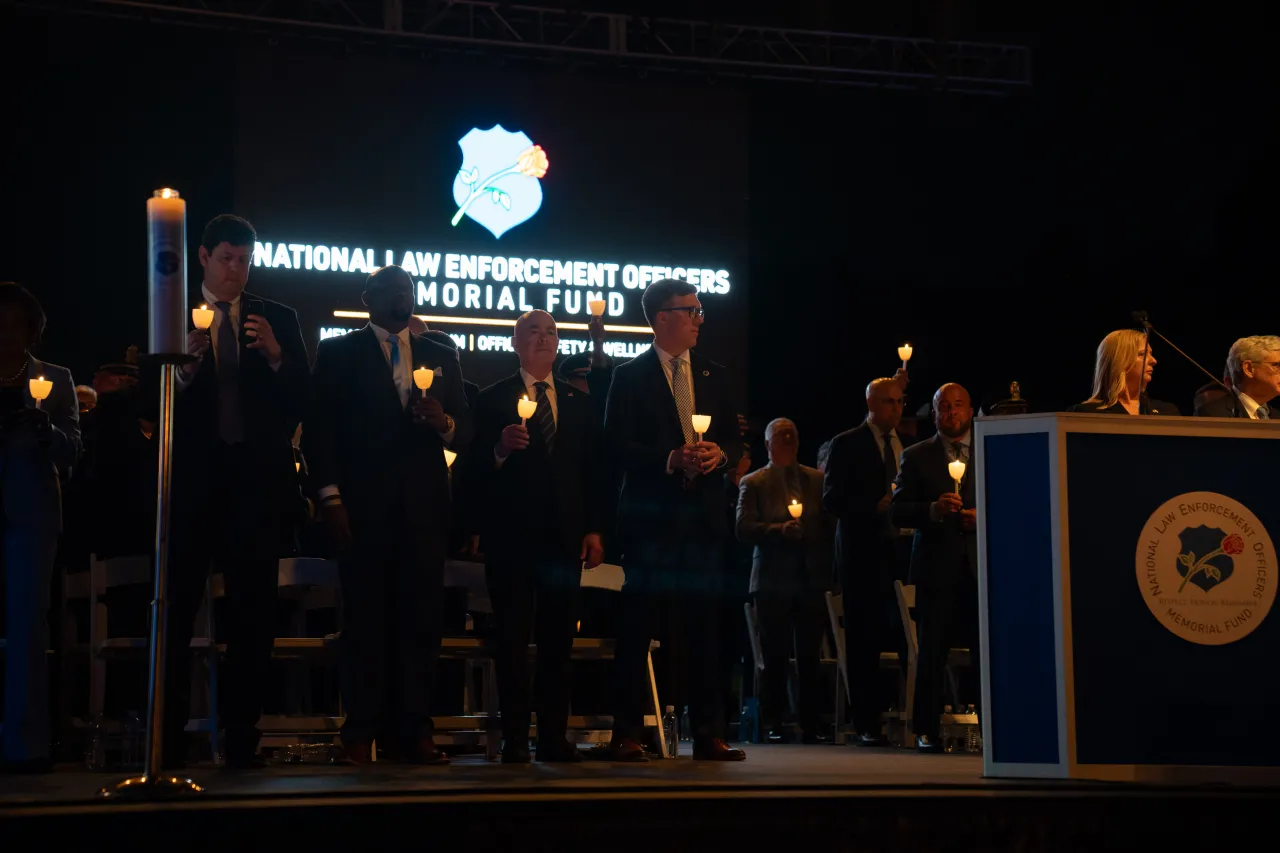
left=0, top=356, right=29, bottom=383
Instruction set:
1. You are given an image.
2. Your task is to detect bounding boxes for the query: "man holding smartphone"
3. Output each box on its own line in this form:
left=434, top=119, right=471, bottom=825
left=162, top=214, right=310, bottom=769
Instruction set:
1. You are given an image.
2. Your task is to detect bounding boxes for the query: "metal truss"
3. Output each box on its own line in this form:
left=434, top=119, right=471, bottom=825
left=25, top=0, right=1031, bottom=94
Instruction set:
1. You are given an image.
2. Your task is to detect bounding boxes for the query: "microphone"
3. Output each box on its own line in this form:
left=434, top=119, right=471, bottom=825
left=1131, top=310, right=1231, bottom=408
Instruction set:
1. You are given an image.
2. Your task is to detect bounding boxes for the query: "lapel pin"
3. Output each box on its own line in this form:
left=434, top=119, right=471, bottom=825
left=702, top=370, right=710, bottom=377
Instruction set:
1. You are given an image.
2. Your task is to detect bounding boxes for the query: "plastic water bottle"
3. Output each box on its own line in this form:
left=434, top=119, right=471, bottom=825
left=662, top=705, right=678, bottom=758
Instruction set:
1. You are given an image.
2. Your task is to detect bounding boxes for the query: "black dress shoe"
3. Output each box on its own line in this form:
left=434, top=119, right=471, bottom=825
left=692, top=738, right=747, bottom=761
left=224, top=754, right=267, bottom=770
left=856, top=733, right=889, bottom=747
left=536, top=741, right=583, bottom=763
left=502, top=744, right=532, bottom=764
left=765, top=728, right=786, bottom=744
left=916, top=735, right=942, bottom=754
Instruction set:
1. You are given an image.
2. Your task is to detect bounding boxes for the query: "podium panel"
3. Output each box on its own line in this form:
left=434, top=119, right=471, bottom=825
left=977, top=413, right=1280, bottom=782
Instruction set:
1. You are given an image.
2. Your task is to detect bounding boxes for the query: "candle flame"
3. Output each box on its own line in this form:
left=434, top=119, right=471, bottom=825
left=156, top=187, right=179, bottom=199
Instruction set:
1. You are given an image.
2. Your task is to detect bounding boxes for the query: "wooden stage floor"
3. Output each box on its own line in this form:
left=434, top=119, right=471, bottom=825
left=4, top=744, right=1276, bottom=851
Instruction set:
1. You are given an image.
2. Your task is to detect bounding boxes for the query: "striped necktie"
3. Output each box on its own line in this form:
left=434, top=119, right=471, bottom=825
left=670, top=357, right=695, bottom=445
left=534, top=381, right=556, bottom=452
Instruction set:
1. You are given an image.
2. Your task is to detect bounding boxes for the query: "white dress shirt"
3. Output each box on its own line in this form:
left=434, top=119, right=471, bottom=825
left=1236, top=391, right=1266, bottom=419
left=179, top=284, right=281, bottom=389
left=495, top=368, right=557, bottom=467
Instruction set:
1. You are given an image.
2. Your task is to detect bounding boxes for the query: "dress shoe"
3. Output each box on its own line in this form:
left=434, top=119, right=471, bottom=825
left=608, top=738, right=649, bottom=763
left=536, top=740, right=583, bottom=763
left=692, top=738, right=747, bottom=761
left=338, top=740, right=375, bottom=765
left=856, top=733, right=889, bottom=747
left=405, top=737, right=450, bottom=766
left=916, top=735, right=942, bottom=754
left=765, top=727, right=786, bottom=744
left=224, top=754, right=267, bottom=770
left=502, top=744, right=532, bottom=764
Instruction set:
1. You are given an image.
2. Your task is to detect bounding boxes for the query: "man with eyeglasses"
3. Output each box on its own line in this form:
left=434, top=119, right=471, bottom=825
left=604, top=277, right=745, bottom=762
left=1195, top=336, right=1280, bottom=420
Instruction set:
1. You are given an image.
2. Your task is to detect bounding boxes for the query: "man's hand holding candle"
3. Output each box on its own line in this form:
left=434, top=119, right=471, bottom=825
left=412, top=394, right=449, bottom=431
left=495, top=423, right=530, bottom=459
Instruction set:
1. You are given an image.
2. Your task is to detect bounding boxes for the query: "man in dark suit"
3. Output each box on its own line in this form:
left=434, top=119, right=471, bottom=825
left=1195, top=336, right=1280, bottom=420
left=736, top=418, right=832, bottom=744
left=164, top=215, right=309, bottom=769
left=469, top=310, right=606, bottom=763
left=304, top=265, right=471, bottom=765
left=604, top=278, right=744, bottom=762
left=889, top=383, right=979, bottom=753
left=823, top=376, right=915, bottom=746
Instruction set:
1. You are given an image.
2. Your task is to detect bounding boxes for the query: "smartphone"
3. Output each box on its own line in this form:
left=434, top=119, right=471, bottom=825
left=240, top=298, right=266, bottom=349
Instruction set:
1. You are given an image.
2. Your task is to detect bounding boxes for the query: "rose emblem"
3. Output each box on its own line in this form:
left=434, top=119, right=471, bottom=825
left=516, top=145, right=549, bottom=178
left=1175, top=525, right=1241, bottom=593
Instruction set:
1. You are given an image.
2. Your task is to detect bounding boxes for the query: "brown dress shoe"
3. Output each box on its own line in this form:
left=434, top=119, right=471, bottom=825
left=608, top=738, right=649, bottom=763
left=339, top=740, right=375, bottom=765
left=406, top=737, right=450, bottom=766
left=692, top=738, right=747, bottom=761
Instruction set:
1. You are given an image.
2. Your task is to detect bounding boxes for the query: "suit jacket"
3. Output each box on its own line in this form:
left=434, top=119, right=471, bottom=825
left=1066, top=397, right=1180, bottom=416
left=1, top=358, right=81, bottom=531
left=735, top=462, right=833, bottom=595
left=604, top=346, right=739, bottom=544
left=469, top=371, right=607, bottom=561
left=1195, top=391, right=1264, bottom=419
left=822, top=422, right=915, bottom=579
left=889, top=433, right=977, bottom=593
left=170, top=291, right=309, bottom=520
left=303, top=325, right=472, bottom=545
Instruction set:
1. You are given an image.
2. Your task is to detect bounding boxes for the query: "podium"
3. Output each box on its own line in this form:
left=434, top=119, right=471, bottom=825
left=975, top=413, right=1280, bottom=782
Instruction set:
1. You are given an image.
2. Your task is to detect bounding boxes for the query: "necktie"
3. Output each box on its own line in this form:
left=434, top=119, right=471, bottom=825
left=670, top=357, right=695, bottom=445
left=533, top=381, right=556, bottom=452
left=215, top=301, right=243, bottom=444
left=387, top=335, right=400, bottom=371
left=882, top=431, right=898, bottom=491
left=1257, top=406, right=1270, bottom=420
left=784, top=465, right=802, bottom=503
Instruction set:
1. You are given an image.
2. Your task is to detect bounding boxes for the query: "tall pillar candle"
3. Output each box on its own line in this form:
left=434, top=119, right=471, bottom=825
left=147, top=188, right=187, bottom=356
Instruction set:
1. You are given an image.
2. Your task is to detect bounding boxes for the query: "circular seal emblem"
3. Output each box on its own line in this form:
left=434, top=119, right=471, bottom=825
left=1136, top=491, right=1275, bottom=645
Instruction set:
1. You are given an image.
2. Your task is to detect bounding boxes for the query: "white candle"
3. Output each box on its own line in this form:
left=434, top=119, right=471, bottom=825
left=444, top=447, right=458, bottom=468
left=898, top=343, right=913, bottom=370
left=413, top=366, right=434, bottom=391
left=948, top=458, right=966, bottom=494
left=588, top=299, right=606, bottom=316
left=787, top=499, right=803, bottom=519
left=517, top=395, right=537, bottom=426
left=147, top=188, right=187, bottom=356
left=29, top=375, right=52, bottom=408
left=191, top=303, right=214, bottom=330
left=691, top=413, right=711, bottom=441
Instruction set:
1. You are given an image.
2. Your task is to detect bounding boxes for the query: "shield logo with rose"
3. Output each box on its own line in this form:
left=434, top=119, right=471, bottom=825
left=1174, top=525, right=1243, bottom=593
left=450, top=125, right=549, bottom=239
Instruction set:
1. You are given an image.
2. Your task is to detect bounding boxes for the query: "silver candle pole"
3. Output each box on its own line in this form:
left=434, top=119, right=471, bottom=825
left=100, top=189, right=203, bottom=799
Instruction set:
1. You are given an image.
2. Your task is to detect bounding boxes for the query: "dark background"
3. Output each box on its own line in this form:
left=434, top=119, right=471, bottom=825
left=2, top=2, right=1273, bottom=461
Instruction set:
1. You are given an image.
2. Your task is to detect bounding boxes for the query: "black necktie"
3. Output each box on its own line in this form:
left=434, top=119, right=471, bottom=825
left=882, top=431, right=897, bottom=491
left=215, top=301, right=243, bottom=444
left=534, top=381, right=556, bottom=453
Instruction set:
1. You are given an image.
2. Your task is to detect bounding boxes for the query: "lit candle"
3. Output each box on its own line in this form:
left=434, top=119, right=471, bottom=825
left=787, top=499, right=803, bottom=519
left=588, top=299, right=606, bottom=317
left=295, top=461, right=301, bottom=473
left=147, top=188, right=187, bottom=356
left=444, top=447, right=458, bottom=468
left=948, top=458, right=966, bottom=494
left=29, top=375, right=52, bottom=408
left=897, top=343, right=913, bottom=370
left=413, top=366, right=434, bottom=391
left=691, top=414, right=711, bottom=441
left=191, top=303, right=214, bottom=330
left=517, top=394, right=537, bottom=426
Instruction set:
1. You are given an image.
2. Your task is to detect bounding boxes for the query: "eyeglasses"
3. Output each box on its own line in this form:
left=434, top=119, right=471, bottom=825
left=1251, top=360, right=1280, bottom=371
left=661, top=306, right=705, bottom=320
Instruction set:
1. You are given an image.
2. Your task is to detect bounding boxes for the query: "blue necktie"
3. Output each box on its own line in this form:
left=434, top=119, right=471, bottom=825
left=215, top=301, right=243, bottom=444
